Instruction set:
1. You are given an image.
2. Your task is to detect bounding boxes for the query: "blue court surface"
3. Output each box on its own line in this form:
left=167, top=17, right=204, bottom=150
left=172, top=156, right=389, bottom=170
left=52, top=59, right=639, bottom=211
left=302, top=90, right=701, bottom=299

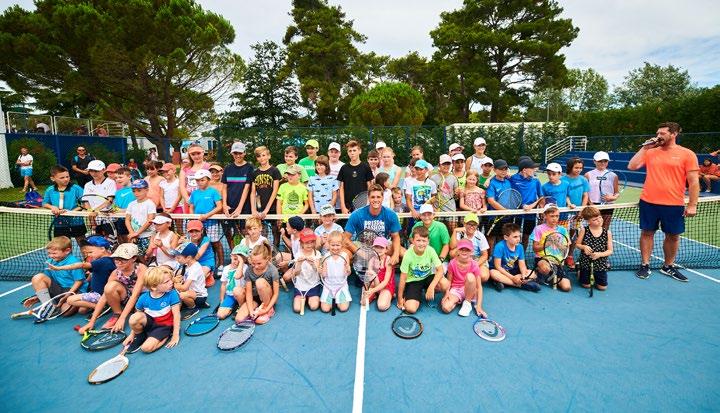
left=1, top=265, right=719, bottom=412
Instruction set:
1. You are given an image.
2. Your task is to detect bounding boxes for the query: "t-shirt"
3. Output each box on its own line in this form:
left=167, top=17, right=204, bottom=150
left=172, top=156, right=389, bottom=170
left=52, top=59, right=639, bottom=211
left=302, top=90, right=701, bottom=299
left=17, top=154, right=33, bottom=169
left=404, top=177, right=437, bottom=211
left=307, top=175, right=339, bottom=212
left=70, top=154, right=95, bottom=177
left=183, top=261, right=208, bottom=298
left=529, top=223, right=570, bottom=261
left=337, top=162, right=374, bottom=210
left=158, top=178, right=181, bottom=209
left=277, top=163, right=310, bottom=183
left=700, top=163, right=719, bottom=177
left=329, top=161, right=344, bottom=179
left=562, top=175, right=590, bottom=207
left=221, top=162, right=254, bottom=212
left=114, top=187, right=136, bottom=209
left=43, top=184, right=84, bottom=210
left=469, top=154, right=493, bottom=174
left=244, top=264, right=280, bottom=295
left=298, top=156, right=317, bottom=177
left=277, top=182, right=309, bottom=216
left=430, top=173, right=458, bottom=212
left=400, top=247, right=442, bottom=283
left=478, top=174, right=493, bottom=188
left=195, top=236, right=215, bottom=268
left=83, top=178, right=117, bottom=210
left=491, top=240, right=524, bottom=274
left=126, top=199, right=156, bottom=238
left=135, top=289, right=180, bottom=326
left=485, top=176, right=512, bottom=210
left=509, top=173, right=542, bottom=207
left=412, top=221, right=450, bottom=259
left=447, top=258, right=481, bottom=289
left=89, top=256, right=116, bottom=294
left=314, top=223, right=344, bottom=253
left=240, top=235, right=268, bottom=251
left=345, top=206, right=401, bottom=239
left=189, top=187, right=221, bottom=215
left=221, top=264, right=246, bottom=295
left=640, top=146, right=699, bottom=206
left=456, top=231, right=490, bottom=257
left=541, top=180, right=571, bottom=220
left=250, top=166, right=281, bottom=213
left=47, top=254, right=87, bottom=290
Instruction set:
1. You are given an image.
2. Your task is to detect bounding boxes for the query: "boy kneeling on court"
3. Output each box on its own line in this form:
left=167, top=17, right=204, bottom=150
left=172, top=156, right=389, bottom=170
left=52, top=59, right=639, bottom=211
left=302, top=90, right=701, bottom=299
left=397, top=226, right=449, bottom=314
left=489, top=223, right=539, bottom=292
left=173, top=242, right=209, bottom=312
left=124, top=265, right=181, bottom=353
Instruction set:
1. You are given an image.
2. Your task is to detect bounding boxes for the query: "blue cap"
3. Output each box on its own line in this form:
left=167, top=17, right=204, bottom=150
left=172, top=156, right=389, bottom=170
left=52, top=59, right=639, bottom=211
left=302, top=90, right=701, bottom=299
left=288, top=216, right=305, bottom=231
left=415, top=159, right=432, bottom=170
left=85, top=235, right=112, bottom=249
left=174, top=242, right=198, bottom=257
left=231, top=244, right=250, bottom=257
left=130, top=179, right=149, bottom=189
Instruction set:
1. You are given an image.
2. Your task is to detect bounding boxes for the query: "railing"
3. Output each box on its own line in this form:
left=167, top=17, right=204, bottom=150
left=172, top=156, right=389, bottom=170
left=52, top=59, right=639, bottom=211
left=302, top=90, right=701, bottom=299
left=4, top=111, right=127, bottom=136
left=544, top=135, right=587, bottom=164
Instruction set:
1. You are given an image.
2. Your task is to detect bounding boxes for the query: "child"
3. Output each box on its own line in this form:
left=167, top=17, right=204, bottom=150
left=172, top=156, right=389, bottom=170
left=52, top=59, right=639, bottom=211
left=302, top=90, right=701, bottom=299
left=106, top=163, right=122, bottom=187
left=277, top=146, right=310, bottom=183
left=179, top=143, right=210, bottom=213
left=277, top=165, right=309, bottom=219
left=411, top=204, right=450, bottom=265
left=240, top=218, right=270, bottom=250
left=83, top=160, right=116, bottom=234
left=185, top=219, right=216, bottom=287
left=467, top=137, right=493, bottom=175
left=249, top=146, right=281, bottom=244
left=562, top=157, right=590, bottom=267
left=218, top=244, right=250, bottom=320
left=510, top=157, right=543, bottom=249
left=404, top=145, right=425, bottom=179
left=363, top=236, right=395, bottom=312
left=397, top=226, right=449, bottom=314
left=208, top=163, right=225, bottom=194
left=404, top=159, right=437, bottom=220
left=236, top=243, right=280, bottom=324
left=146, top=213, right=180, bottom=269
left=307, top=155, right=339, bottom=215
left=314, top=204, right=343, bottom=254
left=391, top=187, right=411, bottom=241
left=42, top=165, right=86, bottom=244
left=575, top=206, right=613, bottom=291
left=529, top=205, right=572, bottom=292
left=188, top=169, right=223, bottom=274
left=459, top=170, right=487, bottom=214
left=451, top=153, right=467, bottom=196
left=158, top=162, right=182, bottom=213
left=327, top=142, right=345, bottom=180
left=277, top=216, right=304, bottom=277
left=488, top=223, right=539, bottom=292
left=449, top=213, right=490, bottom=281
left=319, top=231, right=352, bottom=313
left=367, top=149, right=380, bottom=176
left=699, top=158, right=719, bottom=193
left=143, top=160, right=164, bottom=209
left=288, top=229, right=322, bottom=313
left=485, top=159, right=513, bottom=252
left=374, top=172, right=392, bottom=208
left=584, top=151, right=618, bottom=229
left=298, top=139, right=319, bottom=178
left=16, top=146, right=37, bottom=192
left=377, top=147, right=402, bottom=188
left=112, top=167, right=135, bottom=243
left=542, top=163, right=572, bottom=227
left=430, top=154, right=459, bottom=233
left=221, top=142, right=254, bottom=247
left=125, top=179, right=156, bottom=259
left=124, top=265, right=181, bottom=352
left=338, top=140, right=374, bottom=214
left=441, top=239, right=486, bottom=317
left=173, top=242, right=209, bottom=310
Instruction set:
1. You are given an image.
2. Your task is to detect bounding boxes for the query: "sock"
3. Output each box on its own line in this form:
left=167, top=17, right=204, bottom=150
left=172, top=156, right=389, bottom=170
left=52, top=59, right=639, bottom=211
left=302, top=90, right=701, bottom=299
left=37, top=288, right=51, bottom=304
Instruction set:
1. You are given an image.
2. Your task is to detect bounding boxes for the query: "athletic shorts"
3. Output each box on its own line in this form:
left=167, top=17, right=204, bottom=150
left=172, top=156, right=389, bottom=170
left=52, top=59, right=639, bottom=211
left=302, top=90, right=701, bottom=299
left=220, top=295, right=237, bottom=309
left=639, top=199, right=685, bottom=235
left=578, top=268, right=608, bottom=287
left=114, top=218, right=129, bottom=235
left=80, top=291, right=101, bottom=304
left=136, top=237, right=150, bottom=256
left=404, top=276, right=434, bottom=302
left=20, top=167, right=33, bottom=177
left=449, top=286, right=466, bottom=301
left=293, top=284, right=322, bottom=298
left=48, top=278, right=71, bottom=297
left=142, top=314, right=173, bottom=342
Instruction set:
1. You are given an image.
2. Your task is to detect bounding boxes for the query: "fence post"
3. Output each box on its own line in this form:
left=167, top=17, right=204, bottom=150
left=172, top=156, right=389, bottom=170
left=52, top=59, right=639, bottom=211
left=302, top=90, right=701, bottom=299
left=53, top=134, right=61, bottom=165
left=121, top=137, right=127, bottom=164
left=612, top=136, right=618, bottom=152
left=214, top=127, right=222, bottom=164
left=542, top=135, right=548, bottom=164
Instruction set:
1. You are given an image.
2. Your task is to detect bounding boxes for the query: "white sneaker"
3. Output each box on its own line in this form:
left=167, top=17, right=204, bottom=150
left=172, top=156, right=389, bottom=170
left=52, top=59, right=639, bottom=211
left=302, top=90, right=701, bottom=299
left=458, top=300, right=472, bottom=317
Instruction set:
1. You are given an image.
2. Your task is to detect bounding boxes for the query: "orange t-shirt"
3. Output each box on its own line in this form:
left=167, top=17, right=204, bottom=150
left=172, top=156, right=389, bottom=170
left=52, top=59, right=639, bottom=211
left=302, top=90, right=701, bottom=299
left=700, top=164, right=719, bottom=176
left=640, top=146, right=698, bottom=206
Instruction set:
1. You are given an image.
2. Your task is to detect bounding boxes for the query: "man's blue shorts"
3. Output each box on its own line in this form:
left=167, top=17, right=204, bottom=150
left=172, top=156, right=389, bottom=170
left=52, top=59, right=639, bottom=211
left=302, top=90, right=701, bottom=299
left=639, top=199, right=685, bottom=235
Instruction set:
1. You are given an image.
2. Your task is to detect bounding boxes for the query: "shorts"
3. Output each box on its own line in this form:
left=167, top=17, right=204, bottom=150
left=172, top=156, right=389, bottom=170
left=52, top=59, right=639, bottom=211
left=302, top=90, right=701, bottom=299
left=114, top=218, right=129, bottom=235
left=220, top=295, right=237, bottom=309
left=204, top=220, right=222, bottom=242
left=449, top=286, right=466, bottom=301
left=53, top=222, right=86, bottom=239
left=48, top=278, right=71, bottom=297
left=513, top=216, right=537, bottom=235
left=20, top=167, right=33, bottom=177
left=136, top=237, right=151, bottom=256
left=194, top=296, right=207, bottom=308
left=221, top=220, right=244, bottom=237
left=294, top=284, right=322, bottom=298
left=141, top=314, right=173, bottom=342
left=404, top=276, right=434, bottom=302
left=578, top=268, right=608, bottom=287
left=320, top=284, right=352, bottom=305
left=170, top=206, right=184, bottom=214
left=80, top=291, right=102, bottom=304
left=639, top=199, right=685, bottom=235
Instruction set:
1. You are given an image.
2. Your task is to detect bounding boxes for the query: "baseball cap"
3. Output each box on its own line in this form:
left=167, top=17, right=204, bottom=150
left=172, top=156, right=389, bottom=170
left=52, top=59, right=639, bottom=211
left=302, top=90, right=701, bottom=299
left=305, top=139, right=319, bottom=149
left=328, top=142, right=341, bottom=151
left=209, top=164, right=223, bottom=172
left=130, top=179, right=149, bottom=189
left=231, top=244, right=250, bottom=257
left=419, top=204, right=434, bottom=215
left=464, top=212, right=479, bottom=224
left=474, top=137, right=487, bottom=146
left=194, top=169, right=211, bottom=180
left=546, top=162, right=562, bottom=173
left=480, top=156, right=494, bottom=165
left=299, top=228, right=317, bottom=243
left=106, top=163, right=121, bottom=173
left=319, top=204, right=336, bottom=216
left=457, top=239, right=473, bottom=251
left=375, top=141, right=387, bottom=150
left=415, top=159, right=432, bottom=170
left=160, top=162, right=176, bottom=172
left=518, top=158, right=540, bottom=170
left=284, top=164, right=302, bottom=175
left=87, top=160, right=106, bottom=171
left=174, top=242, right=198, bottom=257
left=493, top=159, right=509, bottom=169
left=85, top=235, right=112, bottom=249
left=288, top=216, right=305, bottom=231
left=373, top=237, right=389, bottom=248
left=593, top=151, right=610, bottom=161
left=231, top=142, right=246, bottom=153
left=452, top=153, right=465, bottom=161
left=448, top=143, right=464, bottom=152
left=151, top=215, right=172, bottom=225
left=111, top=243, right=139, bottom=260
left=439, top=154, right=452, bottom=165
left=186, top=219, right=204, bottom=231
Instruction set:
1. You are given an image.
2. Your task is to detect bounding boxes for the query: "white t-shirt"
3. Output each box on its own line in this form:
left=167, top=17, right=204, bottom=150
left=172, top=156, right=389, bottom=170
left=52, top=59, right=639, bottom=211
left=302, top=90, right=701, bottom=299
left=469, top=155, right=493, bottom=175
left=220, top=263, right=247, bottom=296
left=184, top=261, right=208, bottom=298
left=240, top=235, right=268, bottom=251
left=403, top=177, right=437, bottom=211
left=17, top=154, right=33, bottom=169
left=329, top=161, right=344, bottom=179
left=158, top=178, right=182, bottom=208
left=314, top=223, right=343, bottom=254
left=126, top=199, right=157, bottom=238
left=84, top=178, right=117, bottom=210
left=153, top=231, right=176, bottom=267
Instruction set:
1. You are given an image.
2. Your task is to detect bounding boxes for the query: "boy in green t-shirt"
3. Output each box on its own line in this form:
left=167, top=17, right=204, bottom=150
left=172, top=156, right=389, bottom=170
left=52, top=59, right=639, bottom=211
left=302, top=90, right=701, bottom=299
left=277, top=165, right=309, bottom=219
left=411, top=204, right=450, bottom=263
left=298, top=139, right=319, bottom=178
left=397, top=226, right=450, bottom=314
left=277, top=146, right=310, bottom=183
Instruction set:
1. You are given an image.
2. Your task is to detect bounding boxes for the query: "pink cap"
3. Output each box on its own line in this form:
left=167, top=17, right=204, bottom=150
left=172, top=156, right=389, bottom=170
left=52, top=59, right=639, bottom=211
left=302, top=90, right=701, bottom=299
left=457, top=239, right=473, bottom=251
left=372, top=236, right=389, bottom=248
left=106, top=163, right=121, bottom=172
left=187, top=220, right=203, bottom=231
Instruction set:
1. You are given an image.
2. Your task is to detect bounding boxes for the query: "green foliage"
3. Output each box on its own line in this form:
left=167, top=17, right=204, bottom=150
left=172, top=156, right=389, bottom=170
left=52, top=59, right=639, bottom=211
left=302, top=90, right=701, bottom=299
left=613, top=63, right=692, bottom=107
left=64, top=143, right=121, bottom=166
left=7, top=138, right=57, bottom=186
left=349, top=82, right=427, bottom=126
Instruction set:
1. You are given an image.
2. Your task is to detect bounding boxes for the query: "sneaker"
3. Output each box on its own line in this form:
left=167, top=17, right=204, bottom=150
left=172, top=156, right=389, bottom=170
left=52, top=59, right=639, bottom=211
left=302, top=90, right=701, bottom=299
left=255, top=307, right=275, bottom=325
left=660, top=265, right=689, bottom=282
left=181, top=306, right=199, bottom=321
left=565, top=256, right=576, bottom=270
left=205, top=272, right=216, bottom=287
left=492, top=281, right=505, bottom=292
left=102, top=313, right=120, bottom=329
left=458, top=300, right=472, bottom=317
left=127, top=334, right=145, bottom=353
left=520, top=281, right=541, bottom=292
left=636, top=264, right=651, bottom=279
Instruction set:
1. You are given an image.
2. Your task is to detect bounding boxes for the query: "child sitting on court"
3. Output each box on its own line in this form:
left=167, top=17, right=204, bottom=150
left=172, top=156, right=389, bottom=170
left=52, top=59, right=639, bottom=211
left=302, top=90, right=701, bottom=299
left=145, top=213, right=180, bottom=269
left=575, top=206, right=613, bottom=292
left=173, top=242, right=209, bottom=312
left=319, top=231, right=352, bottom=313
left=441, top=239, right=487, bottom=317
left=218, top=245, right=250, bottom=320
left=185, top=219, right=216, bottom=287
left=363, top=236, right=395, bottom=312
left=239, top=218, right=269, bottom=250
left=397, top=226, right=449, bottom=314
left=530, top=205, right=572, bottom=292
left=449, top=213, right=490, bottom=283
left=124, top=265, right=181, bottom=352
left=235, top=244, right=280, bottom=324
left=314, top=204, right=343, bottom=254
left=43, top=165, right=86, bottom=244
left=489, top=223, right=539, bottom=292
left=288, top=229, right=322, bottom=313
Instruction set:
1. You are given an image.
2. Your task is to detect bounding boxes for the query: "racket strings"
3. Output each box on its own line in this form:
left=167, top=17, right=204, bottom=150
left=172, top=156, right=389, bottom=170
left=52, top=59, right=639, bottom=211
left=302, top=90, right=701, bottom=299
left=90, top=358, right=128, bottom=382
left=218, top=324, right=254, bottom=349
left=392, top=316, right=422, bottom=338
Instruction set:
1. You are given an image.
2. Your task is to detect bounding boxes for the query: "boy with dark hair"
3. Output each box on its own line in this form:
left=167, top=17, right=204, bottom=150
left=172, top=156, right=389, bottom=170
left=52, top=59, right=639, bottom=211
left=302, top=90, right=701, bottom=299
left=338, top=140, right=374, bottom=214
left=43, top=165, right=86, bottom=243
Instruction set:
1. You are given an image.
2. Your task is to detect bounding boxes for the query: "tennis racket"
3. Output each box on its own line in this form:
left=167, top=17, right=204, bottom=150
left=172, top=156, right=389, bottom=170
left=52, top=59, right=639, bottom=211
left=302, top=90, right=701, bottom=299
left=355, top=228, right=381, bottom=248
left=473, top=315, right=506, bottom=342
left=10, top=291, right=74, bottom=322
left=293, top=253, right=321, bottom=315
left=351, top=191, right=369, bottom=211
left=79, top=194, right=117, bottom=213
left=88, top=345, right=129, bottom=384
left=353, top=246, right=381, bottom=306
left=589, top=261, right=595, bottom=298
left=431, top=175, right=455, bottom=212
left=391, top=307, right=423, bottom=339
left=185, top=305, right=221, bottom=336
left=320, top=252, right=350, bottom=316
left=81, top=329, right=127, bottom=351
left=269, top=243, right=290, bottom=292
left=217, top=305, right=261, bottom=351
left=486, top=189, right=522, bottom=234
left=542, top=231, right=570, bottom=290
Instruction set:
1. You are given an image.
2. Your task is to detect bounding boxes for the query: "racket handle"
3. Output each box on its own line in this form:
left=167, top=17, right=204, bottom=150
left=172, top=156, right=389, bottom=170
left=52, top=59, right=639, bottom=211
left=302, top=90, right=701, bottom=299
left=300, top=297, right=305, bottom=316
left=552, top=273, right=557, bottom=290
left=280, top=278, right=288, bottom=292
left=331, top=299, right=336, bottom=316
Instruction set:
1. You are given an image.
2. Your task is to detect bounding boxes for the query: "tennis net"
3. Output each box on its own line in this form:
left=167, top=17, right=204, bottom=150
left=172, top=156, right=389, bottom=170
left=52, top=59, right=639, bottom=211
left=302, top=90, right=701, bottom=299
left=0, top=197, right=718, bottom=280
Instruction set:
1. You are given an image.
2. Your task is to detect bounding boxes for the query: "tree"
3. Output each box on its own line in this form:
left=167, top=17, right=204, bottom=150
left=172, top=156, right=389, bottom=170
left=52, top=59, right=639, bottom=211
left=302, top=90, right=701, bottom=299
left=224, top=41, right=299, bottom=129
left=0, top=0, right=244, bottom=149
left=348, top=82, right=426, bottom=126
left=386, top=52, right=450, bottom=125
left=283, top=0, right=366, bottom=125
left=430, top=0, right=578, bottom=122
left=613, top=62, right=693, bottom=107
left=565, top=68, right=610, bottom=112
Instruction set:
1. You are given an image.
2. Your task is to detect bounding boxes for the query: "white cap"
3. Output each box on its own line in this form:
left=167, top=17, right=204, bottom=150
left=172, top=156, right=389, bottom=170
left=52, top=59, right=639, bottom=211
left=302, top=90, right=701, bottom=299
left=87, top=160, right=106, bottom=171
left=448, top=143, right=464, bottom=152
left=478, top=155, right=494, bottom=165
left=194, top=169, right=211, bottom=180
left=375, top=141, right=387, bottom=150
left=419, top=204, right=434, bottom=215
left=452, top=153, right=465, bottom=161
left=328, top=142, right=341, bottom=151
left=546, top=162, right=562, bottom=173
left=439, top=154, right=452, bottom=164
left=593, top=151, right=610, bottom=161
left=151, top=215, right=172, bottom=225
left=231, top=142, right=246, bottom=153
left=474, top=137, right=487, bottom=146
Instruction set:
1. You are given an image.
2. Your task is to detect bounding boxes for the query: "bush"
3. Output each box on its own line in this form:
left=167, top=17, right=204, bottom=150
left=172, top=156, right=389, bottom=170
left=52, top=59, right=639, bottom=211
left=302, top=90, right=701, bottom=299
left=7, top=137, right=58, bottom=186
left=64, top=142, right=122, bottom=166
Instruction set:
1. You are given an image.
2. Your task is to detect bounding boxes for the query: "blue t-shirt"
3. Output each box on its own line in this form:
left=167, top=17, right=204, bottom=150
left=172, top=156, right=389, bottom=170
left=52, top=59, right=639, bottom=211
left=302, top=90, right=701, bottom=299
left=189, top=187, right=221, bottom=215
left=542, top=180, right=570, bottom=220
left=491, top=240, right=525, bottom=274
left=114, top=187, right=136, bottom=209
left=562, top=175, right=589, bottom=206
left=47, top=254, right=87, bottom=290
left=195, top=236, right=215, bottom=268
left=89, top=256, right=116, bottom=294
left=135, top=289, right=180, bottom=326
left=345, top=205, right=401, bottom=239
left=509, top=173, right=542, bottom=206
left=485, top=176, right=512, bottom=210
left=307, top=175, right=339, bottom=212
left=43, top=184, right=84, bottom=209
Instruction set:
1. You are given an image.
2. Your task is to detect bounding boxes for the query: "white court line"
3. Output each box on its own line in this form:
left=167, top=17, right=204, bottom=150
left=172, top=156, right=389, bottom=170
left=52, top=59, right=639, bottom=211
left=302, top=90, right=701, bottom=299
left=352, top=303, right=368, bottom=413
left=0, top=282, right=31, bottom=298
left=613, top=240, right=720, bottom=284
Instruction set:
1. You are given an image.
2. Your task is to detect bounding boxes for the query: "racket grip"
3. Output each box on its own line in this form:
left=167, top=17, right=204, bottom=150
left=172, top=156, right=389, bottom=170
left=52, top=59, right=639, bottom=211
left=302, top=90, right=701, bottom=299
left=300, top=297, right=305, bottom=316
left=280, top=278, right=288, bottom=292
left=552, top=273, right=557, bottom=290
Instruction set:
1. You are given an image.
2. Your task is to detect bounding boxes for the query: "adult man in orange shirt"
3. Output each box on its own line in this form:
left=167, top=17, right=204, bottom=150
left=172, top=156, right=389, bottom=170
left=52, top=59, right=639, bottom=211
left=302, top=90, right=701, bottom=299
left=628, top=122, right=699, bottom=281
